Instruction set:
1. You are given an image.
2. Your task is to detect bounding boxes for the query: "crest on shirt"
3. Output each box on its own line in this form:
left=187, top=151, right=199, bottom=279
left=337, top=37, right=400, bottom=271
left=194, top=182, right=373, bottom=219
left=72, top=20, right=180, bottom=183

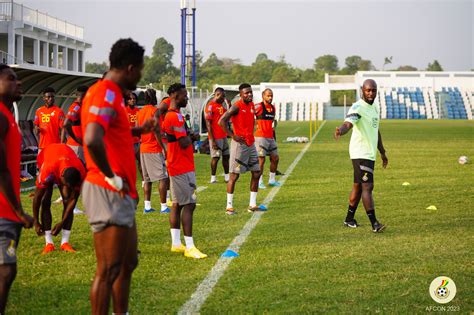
left=105, top=89, right=115, bottom=104
left=177, top=114, right=183, bottom=122
left=74, top=105, right=80, bottom=111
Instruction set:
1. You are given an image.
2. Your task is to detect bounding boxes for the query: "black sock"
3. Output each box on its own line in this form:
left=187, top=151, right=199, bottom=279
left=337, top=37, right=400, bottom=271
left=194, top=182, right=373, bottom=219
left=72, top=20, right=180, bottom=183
left=345, top=205, right=357, bottom=222
left=366, top=209, right=377, bottom=225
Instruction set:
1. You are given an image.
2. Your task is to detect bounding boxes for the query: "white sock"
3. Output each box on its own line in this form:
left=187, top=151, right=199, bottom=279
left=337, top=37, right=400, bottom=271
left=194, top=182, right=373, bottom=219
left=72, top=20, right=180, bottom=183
left=224, top=173, right=230, bottom=181
left=184, top=236, right=195, bottom=250
left=211, top=175, right=217, bottom=182
left=144, top=200, right=151, bottom=210
left=161, top=203, right=168, bottom=211
left=259, top=175, right=263, bottom=185
left=269, top=172, right=276, bottom=183
left=45, top=231, right=53, bottom=244
left=250, top=191, right=258, bottom=207
left=170, top=229, right=182, bottom=247
left=61, top=229, right=71, bottom=245
left=227, top=193, right=233, bottom=209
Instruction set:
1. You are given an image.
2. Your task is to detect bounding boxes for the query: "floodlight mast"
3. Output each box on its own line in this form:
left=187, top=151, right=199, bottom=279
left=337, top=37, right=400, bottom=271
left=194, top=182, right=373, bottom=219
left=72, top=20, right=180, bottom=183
left=180, top=0, right=197, bottom=88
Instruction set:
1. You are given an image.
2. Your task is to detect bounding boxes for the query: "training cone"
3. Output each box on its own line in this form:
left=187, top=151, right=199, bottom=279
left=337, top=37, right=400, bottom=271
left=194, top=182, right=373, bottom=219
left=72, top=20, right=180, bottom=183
left=426, top=205, right=438, bottom=210
left=258, top=204, right=268, bottom=211
left=221, top=250, right=239, bottom=258
left=402, top=182, right=411, bottom=186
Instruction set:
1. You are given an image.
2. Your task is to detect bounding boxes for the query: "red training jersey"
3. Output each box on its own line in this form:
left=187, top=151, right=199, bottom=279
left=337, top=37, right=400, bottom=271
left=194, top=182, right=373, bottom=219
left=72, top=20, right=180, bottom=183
left=81, top=79, right=138, bottom=198
left=126, top=106, right=140, bottom=144
left=231, top=99, right=255, bottom=146
left=205, top=101, right=227, bottom=140
left=254, top=102, right=276, bottom=139
left=137, top=105, right=162, bottom=154
left=34, top=105, right=64, bottom=149
left=0, top=102, right=21, bottom=222
left=36, top=144, right=86, bottom=189
left=163, top=108, right=194, bottom=176
left=65, top=101, right=82, bottom=146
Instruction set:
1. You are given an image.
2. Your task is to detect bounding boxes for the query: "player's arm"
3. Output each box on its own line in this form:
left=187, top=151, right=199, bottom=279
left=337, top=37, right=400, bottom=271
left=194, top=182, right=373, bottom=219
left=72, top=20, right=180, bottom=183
left=334, top=121, right=353, bottom=140
left=32, top=186, right=47, bottom=235
left=131, top=118, right=156, bottom=137
left=0, top=114, right=33, bottom=228
left=153, top=110, right=166, bottom=156
left=52, top=188, right=79, bottom=236
left=33, top=113, right=40, bottom=141
left=218, top=105, right=245, bottom=144
left=84, top=123, right=129, bottom=195
left=62, top=118, right=82, bottom=145
left=378, top=131, right=388, bottom=168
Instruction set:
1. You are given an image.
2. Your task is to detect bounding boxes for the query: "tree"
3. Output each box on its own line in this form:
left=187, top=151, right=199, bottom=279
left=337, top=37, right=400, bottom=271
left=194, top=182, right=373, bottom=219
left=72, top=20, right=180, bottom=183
left=396, top=65, right=418, bottom=71
left=383, top=56, right=393, bottom=70
left=340, top=55, right=375, bottom=74
left=426, top=60, right=443, bottom=71
left=85, top=62, right=108, bottom=74
left=314, top=55, right=338, bottom=73
left=141, top=37, right=178, bottom=85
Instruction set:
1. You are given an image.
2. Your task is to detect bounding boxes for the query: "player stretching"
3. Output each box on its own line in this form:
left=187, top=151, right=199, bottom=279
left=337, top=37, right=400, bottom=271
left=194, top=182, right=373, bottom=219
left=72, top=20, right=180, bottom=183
left=334, top=79, right=388, bottom=233
left=0, top=64, right=34, bottom=313
left=205, top=87, right=230, bottom=183
left=82, top=38, right=152, bottom=314
left=163, top=83, right=206, bottom=259
left=255, top=88, right=280, bottom=189
left=32, top=144, right=85, bottom=254
left=137, top=88, right=170, bottom=214
left=219, top=83, right=265, bottom=215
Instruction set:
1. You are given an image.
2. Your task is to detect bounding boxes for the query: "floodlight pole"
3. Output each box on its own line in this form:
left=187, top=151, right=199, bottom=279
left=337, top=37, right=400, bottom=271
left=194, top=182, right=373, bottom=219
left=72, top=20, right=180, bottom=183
left=180, top=0, right=186, bottom=85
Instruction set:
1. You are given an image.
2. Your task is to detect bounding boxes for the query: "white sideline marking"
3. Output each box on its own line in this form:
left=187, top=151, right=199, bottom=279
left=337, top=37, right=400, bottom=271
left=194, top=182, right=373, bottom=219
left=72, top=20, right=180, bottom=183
left=178, top=121, right=326, bottom=314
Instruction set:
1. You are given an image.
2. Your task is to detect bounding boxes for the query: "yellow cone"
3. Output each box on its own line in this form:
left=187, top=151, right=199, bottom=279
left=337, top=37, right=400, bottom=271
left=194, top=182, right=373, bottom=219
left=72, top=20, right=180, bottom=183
left=426, top=205, right=437, bottom=210
left=402, top=182, right=411, bottom=186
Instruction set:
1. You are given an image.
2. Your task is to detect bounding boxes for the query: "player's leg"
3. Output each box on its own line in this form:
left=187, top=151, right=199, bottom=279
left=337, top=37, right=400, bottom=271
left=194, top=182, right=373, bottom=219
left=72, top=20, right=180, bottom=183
left=135, top=144, right=143, bottom=183
left=359, top=160, right=385, bottom=232
left=90, top=226, right=130, bottom=315
left=248, top=144, right=264, bottom=212
left=111, top=223, right=138, bottom=314
left=268, top=153, right=280, bottom=186
left=258, top=156, right=266, bottom=189
left=159, top=177, right=170, bottom=213
left=0, top=222, right=21, bottom=313
left=169, top=176, right=184, bottom=252
left=226, top=140, right=241, bottom=214
left=0, top=264, right=16, bottom=314
left=59, top=188, right=76, bottom=252
left=344, top=183, right=362, bottom=227
left=141, top=153, right=156, bottom=214
left=210, top=157, right=219, bottom=183
left=41, top=186, right=54, bottom=253
left=221, top=139, right=230, bottom=182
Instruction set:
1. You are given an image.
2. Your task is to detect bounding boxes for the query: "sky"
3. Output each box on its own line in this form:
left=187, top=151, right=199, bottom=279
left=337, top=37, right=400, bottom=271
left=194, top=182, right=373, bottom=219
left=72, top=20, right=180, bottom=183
left=22, top=0, right=473, bottom=71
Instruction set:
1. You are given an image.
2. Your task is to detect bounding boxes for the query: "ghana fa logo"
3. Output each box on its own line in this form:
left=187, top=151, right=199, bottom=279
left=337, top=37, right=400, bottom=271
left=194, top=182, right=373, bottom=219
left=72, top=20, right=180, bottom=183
left=429, top=276, right=456, bottom=304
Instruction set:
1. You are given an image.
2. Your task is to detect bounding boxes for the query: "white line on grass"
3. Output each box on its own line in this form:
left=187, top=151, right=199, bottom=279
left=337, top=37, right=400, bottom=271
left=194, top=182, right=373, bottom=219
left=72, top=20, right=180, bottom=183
left=196, top=186, right=208, bottom=193
left=178, top=121, right=327, bottom=315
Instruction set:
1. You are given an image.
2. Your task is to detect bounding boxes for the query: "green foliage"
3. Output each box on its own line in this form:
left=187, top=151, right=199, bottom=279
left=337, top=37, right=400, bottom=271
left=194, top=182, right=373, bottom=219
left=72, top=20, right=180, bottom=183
left=85, top=62, right=108, bottom=74
left=314, top=54, right=339, bottom=73
left=396, top=65, right=418, bottom=71
left=331, top=90, right=356, bottom=106
left=340, top=55, right=376, bottom=74
left=426, top=60, right=443, bottom=71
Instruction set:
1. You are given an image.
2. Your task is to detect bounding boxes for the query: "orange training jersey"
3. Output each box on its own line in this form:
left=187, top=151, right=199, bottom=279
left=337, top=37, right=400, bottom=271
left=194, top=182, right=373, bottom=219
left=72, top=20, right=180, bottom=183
left=205, top=101, right=227, bottom=140
left=126, top=106, right=140, bottom=144
left=34, top=105, right=64, bottom=149
left=254, top=102, right=276, bottom=139
left=0, top=102, right=21, bottom=222
left=137, top=105, right=162, bottom=153
left=231, top=99, right=255, bottom=146
left=163, top=108, right=194, bottom=176
left=65, top=101, right=82, bottom=146
left=81, top=79, right=138, bottom=198
left=36, top=144, right=85, bottom=189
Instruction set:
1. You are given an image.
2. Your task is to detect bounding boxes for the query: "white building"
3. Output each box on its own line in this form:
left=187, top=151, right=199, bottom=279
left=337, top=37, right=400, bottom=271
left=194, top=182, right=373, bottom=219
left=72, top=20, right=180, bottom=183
left=0, top=0, right=91, bottom=73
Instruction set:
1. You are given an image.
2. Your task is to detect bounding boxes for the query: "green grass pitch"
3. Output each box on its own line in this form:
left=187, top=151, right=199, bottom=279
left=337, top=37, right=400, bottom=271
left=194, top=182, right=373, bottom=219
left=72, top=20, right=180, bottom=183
left=9, top=120, right=473, bottom=314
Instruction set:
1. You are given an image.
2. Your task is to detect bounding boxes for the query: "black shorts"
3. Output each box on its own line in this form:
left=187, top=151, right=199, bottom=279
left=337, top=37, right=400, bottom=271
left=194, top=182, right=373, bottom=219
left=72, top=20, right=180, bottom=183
left=352, top=159, right=375, bottom=184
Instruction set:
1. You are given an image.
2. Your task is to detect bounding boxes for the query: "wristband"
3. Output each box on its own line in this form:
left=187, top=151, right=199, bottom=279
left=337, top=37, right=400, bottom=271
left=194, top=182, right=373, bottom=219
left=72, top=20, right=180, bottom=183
left=104, top=175, right=123, bottom=191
